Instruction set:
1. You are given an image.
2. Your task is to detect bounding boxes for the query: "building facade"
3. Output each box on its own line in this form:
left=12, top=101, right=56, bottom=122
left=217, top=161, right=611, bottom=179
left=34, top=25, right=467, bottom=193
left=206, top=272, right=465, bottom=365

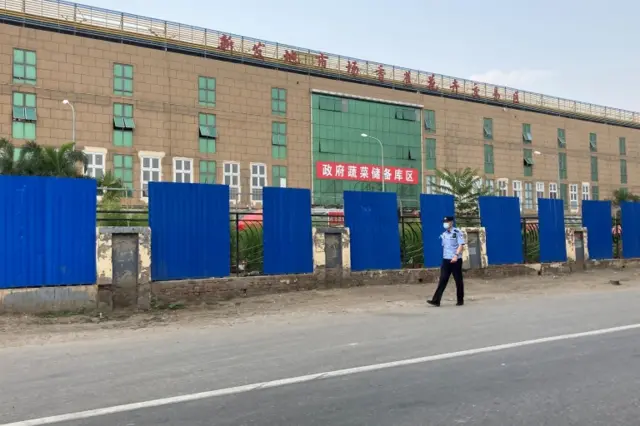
left=1, top=0, right=639, bottom=212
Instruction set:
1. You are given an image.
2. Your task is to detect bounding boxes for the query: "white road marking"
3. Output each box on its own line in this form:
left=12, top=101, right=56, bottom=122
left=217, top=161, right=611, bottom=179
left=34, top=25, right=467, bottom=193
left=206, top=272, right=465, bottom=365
left=4, top=323, right=640, bottom=426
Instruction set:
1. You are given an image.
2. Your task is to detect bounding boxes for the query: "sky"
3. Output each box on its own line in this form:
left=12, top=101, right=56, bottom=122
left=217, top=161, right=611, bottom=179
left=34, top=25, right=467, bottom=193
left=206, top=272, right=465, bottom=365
left=79, top=0, right=640, bottom=112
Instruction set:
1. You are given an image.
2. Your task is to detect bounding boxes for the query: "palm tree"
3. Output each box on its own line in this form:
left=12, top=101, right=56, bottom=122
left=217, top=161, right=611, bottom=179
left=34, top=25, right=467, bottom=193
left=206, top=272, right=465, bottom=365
left=96, top=171, right=125, bottom=202
left=0, top=138, right=23, bottom=175
left=19, top=141, right=87, bottom=177
left=434, top=168, right=495, bottom=223
left=611, top=188, right=640, bottom=207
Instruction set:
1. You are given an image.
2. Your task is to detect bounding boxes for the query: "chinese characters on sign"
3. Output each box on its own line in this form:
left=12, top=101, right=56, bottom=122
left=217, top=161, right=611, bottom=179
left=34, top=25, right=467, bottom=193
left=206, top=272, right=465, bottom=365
left=315, top=161, right=418, bottom=185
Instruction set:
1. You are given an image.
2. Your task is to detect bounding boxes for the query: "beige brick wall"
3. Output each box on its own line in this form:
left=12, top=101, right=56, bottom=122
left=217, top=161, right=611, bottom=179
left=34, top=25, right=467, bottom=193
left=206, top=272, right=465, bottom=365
left=1, top=22, right=638, bottom=209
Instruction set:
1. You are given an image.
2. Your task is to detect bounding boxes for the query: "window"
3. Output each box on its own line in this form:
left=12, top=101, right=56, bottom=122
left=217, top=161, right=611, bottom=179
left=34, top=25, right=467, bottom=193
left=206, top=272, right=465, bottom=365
left=272, top=122, right=287, bottom=159
left=484, top=144, right=494, bottom=174
left=12, top=92, right=37, bottom=140
left=581, top=182, right=590, bottom=201
left=113, top=64, right=133, bottom=96
left=513, top=180, right=523, bottom=208
left=319, top=97, right=346, bottom=112
left=198, top=76, right=216, bottom=107
left=558, top=153, right=567, bottom=180
left=569, top=184, right=578, bottom=211
left=560, top=183, right=568, bottom=209
left=524, top=182, right=533, bottom=210
left=485, top=179, right=495, bottom=193
left=557, top=128, right=566, bottom=148
left=523, top=148, right=533, bottom=177
left=483, top=118, right=493, bottom=140
left=223, top=161, right=240, bottom=202
left=549, top=183, right=558, bottom=199
left=271, top=87, right=286, bottom=116
left=424, top=109, right=436, bottom=133
left=13, top=49, right=36, bottom=85
left=498, top=179, right=508, bottom=197
left=140, top=153, right=163, bottom=198
left=426, top=175, right=437, bottom=194
left=619, top=137, right=626, bottom=155
left=590, top=156, right=598, bottom=182
left=522, top=123, right=532, bottom=144
left=395, top=109, right=417, bottom=121
left=85, top=151, right=105, bottom=178
left=199, top=113, right=217, bottom=153
left=589, top=132, right=597, bottom=152
left=199, top=160, right=216, bottom=183
left=13, top=147, right=22, bottom=162
left=113, top=154, right=133, bottom=196
left=425, top=138, right=436, bottom=170
left=592, top=186, right=599, bottom=201
left=173, top=158, right=193, bottom=183
left=620, top=159, right=628, bottom=184
left=536, top=182, right=545, bottom=201
left=113, top=103, right=134, bottom=147
left=250, top=163, right=267, bottom=203
left=439, top=178, right=452, bottom=194
left=272, top=165, right=287, bottom=188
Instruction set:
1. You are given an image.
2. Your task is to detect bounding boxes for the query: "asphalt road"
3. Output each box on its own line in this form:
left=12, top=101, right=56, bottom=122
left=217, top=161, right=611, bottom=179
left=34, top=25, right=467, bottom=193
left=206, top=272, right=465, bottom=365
left=2, top=284, right=640, bottom=425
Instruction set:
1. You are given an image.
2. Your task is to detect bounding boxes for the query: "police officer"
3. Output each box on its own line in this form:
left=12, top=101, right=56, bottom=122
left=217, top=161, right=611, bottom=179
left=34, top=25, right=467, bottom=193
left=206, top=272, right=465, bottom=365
left=427, top=216, right=465, bottom=307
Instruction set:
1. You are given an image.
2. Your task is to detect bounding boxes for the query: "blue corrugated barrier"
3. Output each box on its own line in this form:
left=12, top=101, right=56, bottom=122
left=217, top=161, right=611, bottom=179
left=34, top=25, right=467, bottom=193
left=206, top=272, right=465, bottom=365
left=479, top=196, right=523, bottom=265
left=538, top=198, right=567, bottom=263
left=419, top=194, right=455, bottom=267
left=582, top=200, right=613, bottom=260
left=621, top=202, right=640, bottom=259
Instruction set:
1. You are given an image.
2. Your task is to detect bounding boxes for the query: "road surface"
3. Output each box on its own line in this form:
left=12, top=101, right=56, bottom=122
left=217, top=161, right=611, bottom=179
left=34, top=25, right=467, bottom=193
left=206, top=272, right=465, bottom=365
left=2, top=273, right=640, bottom=425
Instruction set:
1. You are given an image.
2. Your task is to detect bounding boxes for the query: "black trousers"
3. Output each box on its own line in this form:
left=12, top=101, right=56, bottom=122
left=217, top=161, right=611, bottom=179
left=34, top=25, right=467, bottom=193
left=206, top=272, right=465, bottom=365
left=432, top=258, right=464, bottom=303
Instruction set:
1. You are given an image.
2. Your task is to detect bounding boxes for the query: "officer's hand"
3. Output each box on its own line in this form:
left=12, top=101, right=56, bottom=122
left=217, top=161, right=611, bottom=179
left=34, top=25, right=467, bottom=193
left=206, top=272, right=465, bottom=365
left=450, top=255, right=458, bottom=263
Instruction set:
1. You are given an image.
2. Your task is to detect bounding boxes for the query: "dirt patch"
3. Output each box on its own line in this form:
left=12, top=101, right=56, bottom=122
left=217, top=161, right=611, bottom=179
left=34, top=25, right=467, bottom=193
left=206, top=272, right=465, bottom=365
left=1, top=268, right=637, bottom=348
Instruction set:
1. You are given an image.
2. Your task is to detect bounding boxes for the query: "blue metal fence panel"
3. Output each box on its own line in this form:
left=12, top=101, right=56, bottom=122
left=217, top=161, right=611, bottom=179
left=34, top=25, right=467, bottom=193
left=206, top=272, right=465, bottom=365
left=621, top=202, right=640, bottom=258
left=344, top=191, right=401, bottom=272
left=419, top=194, right=455, bottom=268
left=0, top=176, right=97, bottom=289
left=538, top=198, right=567, bottom=263
left=263, top=187, right=313, bottom=275
left=479, top=196, right=523, bottom=265
left=582, top=200, right=613, bottom=260
left=149, top=182, right=230, bottom=281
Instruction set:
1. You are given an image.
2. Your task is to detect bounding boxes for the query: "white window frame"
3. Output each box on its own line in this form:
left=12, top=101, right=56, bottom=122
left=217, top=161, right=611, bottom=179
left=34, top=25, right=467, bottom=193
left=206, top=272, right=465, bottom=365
left=497, top=178, right=509, bottom=197
left=439, top=178, right=452, bottom=194
left=581, top=182, right=590, bottom=201
left=524, top=182, right=533, bottom=210
left=173, top=157, right=193, bottom=184
left=138, top=151, right=165, bottom=200
left=512, top=180, right=523, bottom=209
left=569, top=183, right=579, bottom=212
left=473, top=177, right=483, bottom=193
left=83, top=147, right=107, bottom=179
left=549, top=182, right=558, bottom=199
left=425, top=175, right=437, bottom=194
left=535, top=182, right=545, bottom=204
left=250, top=162, right=267, bottom=204
left=223, top=161, right=241, bottom=204
left=485, top=178, right=495, bottom=193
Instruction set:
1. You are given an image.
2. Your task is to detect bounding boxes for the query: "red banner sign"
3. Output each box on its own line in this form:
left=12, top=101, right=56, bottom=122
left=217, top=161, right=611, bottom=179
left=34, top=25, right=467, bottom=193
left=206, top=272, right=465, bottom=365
left=315, top=161, right=419, bottom=185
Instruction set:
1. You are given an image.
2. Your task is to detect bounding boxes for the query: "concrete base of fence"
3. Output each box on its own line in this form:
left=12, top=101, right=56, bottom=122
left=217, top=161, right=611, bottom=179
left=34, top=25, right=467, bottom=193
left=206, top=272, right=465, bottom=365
left=0, top=285, right=97, bottom=313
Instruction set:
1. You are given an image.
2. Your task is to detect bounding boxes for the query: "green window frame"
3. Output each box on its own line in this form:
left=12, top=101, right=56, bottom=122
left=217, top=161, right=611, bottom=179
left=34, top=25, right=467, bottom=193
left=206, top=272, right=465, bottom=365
left=592, top=186, right=599, bottom=201
left=113, top=63, right=133, bottom=96
left=395, top=109, right=417, bottom=121
left=272, top=165, right=287, bottom=187
left=13, top=147, right=22, bottom=162
left=318, top=97, right=344, bottom=112
left=620, top=159, right=628, bottom=184
left=272, top=122, right=287, bottom=159
left=113, top=154, right=133, bottom=196
left=590, top=156, right=599, bottom=182
left=558, top=152, right=567, bottom=180
left=522, top=123, right=532, bottom=143
left=13, top=49, right=37, bottom=85
left=483, top=144, right=494, bottom=174
left=271, top=88, right=286, bottom=116
left=424, top=109, right=436, bottom=133
left=619, top=137, right=626, bottom=155
left=483, top=118, right=493, bottom=140
left=589, top=132, right=597, bottom=152
left=557, top=128, right=566, bottom=148
left=425, top=138, right=436, bottom=170
left=12, top=92, right=37, bottom=140
left=523, top=148, right=533, bottom=177
left=199, top=160, right=216, bottom=183
left=198, top=113, right=217, bottom=153
left=113, top=103, right=134, bottom=147
left=560, top=183, right=568, bottom=209
left=199, top=76, right=216, bottom=107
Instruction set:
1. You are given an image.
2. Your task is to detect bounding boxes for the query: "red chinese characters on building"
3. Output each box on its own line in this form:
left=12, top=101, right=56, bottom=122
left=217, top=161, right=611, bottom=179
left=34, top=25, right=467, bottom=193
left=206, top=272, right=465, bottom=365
left=493, top=87, right=501, bottom=101
left=427, top=74, right=438, bottom=90
left=376, top=65, right=385, bottom=82
left=218, top=34, right=234, bottom=51
left=252, top=42, right=265, bottom=60
left=403, top=71, right=412, bottom=85
left=315, top=161, right=418, bottom=185
left=346, top=60, right=360, bottom=76
left=450, top=79, right=460, bottom=94
left=512, top=90, right=520, bottom=104
left=283, top=50, right=299, bottom=64
left=317, top=53, right=327, bottom=68
left=472, top=83, right=480, bottom=98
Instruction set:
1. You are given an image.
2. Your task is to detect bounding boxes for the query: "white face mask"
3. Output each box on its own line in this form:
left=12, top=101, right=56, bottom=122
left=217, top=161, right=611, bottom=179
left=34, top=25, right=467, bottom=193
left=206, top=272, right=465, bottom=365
left=443, top=222, right=451, bottom=230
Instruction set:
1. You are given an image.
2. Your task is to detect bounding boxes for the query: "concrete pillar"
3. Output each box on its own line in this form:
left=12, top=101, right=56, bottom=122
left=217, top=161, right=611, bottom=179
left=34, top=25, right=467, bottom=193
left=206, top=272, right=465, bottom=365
left=460, top=227, right=488, bottom=269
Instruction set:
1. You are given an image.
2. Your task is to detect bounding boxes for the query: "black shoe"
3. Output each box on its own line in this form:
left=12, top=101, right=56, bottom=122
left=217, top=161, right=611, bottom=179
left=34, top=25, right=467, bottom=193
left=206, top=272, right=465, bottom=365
left=427, top=300, right=440, bottom=307
left=456, top=301, right=464, bottom=306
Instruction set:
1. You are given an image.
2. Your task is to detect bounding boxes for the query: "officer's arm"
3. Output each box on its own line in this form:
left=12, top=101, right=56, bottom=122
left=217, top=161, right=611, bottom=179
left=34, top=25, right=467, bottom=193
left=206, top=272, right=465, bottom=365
left=455, top=230, right=465, bottom=257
